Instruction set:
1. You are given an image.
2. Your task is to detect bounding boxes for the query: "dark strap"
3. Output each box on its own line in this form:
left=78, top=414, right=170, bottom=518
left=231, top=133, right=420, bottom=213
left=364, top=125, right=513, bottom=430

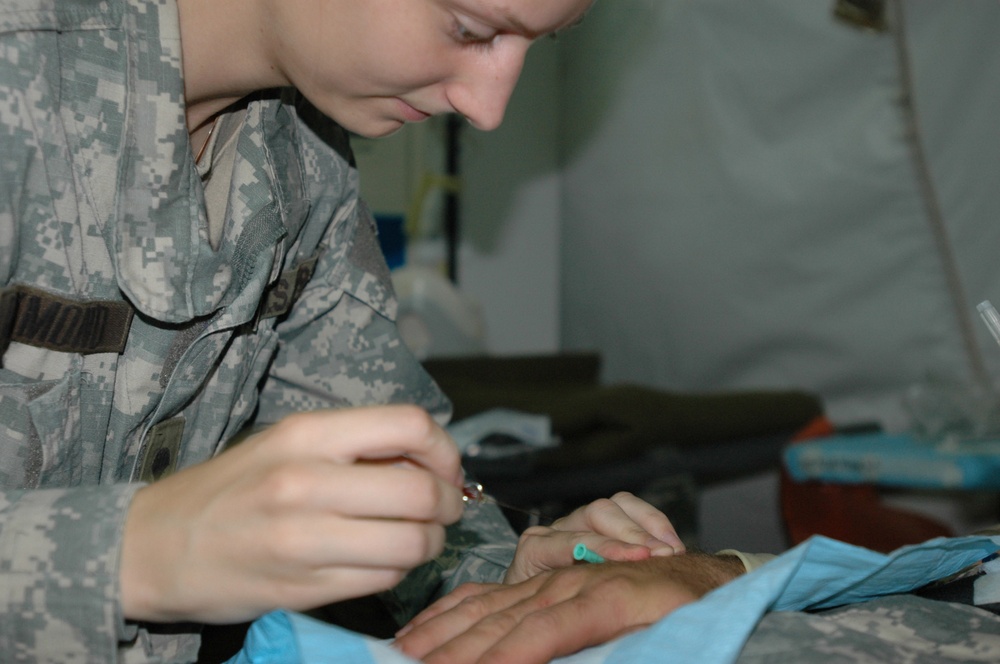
left=0, top=285, right=134, bottom=356
left=260, top=254, right=320, bottom=320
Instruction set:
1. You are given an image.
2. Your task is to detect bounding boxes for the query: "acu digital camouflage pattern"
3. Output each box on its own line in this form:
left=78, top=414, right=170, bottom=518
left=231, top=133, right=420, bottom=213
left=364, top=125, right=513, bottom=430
left=0, top=0, right=512, bottom=661
left=737, top=594, right=1000, bottom=663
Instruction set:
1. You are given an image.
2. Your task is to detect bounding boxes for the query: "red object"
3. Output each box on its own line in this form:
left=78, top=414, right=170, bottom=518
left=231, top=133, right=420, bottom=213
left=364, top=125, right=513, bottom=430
left=780, top=417, right=954, bottom=553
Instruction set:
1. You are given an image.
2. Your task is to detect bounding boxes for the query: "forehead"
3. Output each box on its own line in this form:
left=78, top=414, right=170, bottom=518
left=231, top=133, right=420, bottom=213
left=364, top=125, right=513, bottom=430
left=445, top=0, right=593, bottom=37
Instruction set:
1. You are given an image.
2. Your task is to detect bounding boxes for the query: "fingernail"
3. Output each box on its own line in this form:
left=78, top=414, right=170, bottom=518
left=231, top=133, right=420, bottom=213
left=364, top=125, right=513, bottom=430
left=648, top=541, right=677, bottom=556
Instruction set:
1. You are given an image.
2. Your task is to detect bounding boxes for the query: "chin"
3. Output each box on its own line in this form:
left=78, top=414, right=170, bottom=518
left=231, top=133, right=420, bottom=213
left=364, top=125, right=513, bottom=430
left=305, top=95, right=408, bottom=138
left=335, top=114, right=405, bottom=139
left=359, top=122, right=406, bottom=139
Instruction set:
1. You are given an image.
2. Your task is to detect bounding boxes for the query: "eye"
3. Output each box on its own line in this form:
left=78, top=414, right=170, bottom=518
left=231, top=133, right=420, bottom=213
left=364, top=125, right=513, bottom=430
left=452, top=16, right=498, bottom=47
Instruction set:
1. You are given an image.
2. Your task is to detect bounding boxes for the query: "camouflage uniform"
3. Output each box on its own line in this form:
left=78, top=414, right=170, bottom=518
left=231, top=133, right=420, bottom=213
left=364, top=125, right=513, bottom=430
left=737, top=594, right=1000, bottom=663
left=0, top=0, right=514, bottom=661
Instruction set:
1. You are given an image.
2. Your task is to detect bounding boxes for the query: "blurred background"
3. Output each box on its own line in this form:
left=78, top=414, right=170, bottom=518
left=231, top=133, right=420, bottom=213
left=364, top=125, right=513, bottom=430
left=352, top=0, right=1000, bottom=554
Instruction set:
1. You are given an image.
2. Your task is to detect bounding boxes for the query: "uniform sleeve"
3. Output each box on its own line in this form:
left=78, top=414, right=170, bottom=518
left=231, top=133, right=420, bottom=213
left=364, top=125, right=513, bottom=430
left=0, top=484, right=143, bottom=662
left=254, top=199, right=515, bottom=621
left=716, top=549, right=778, bottom=573
left=254, top=182, right=450, bottom=424
left=253, top=111, right=516, bottom=625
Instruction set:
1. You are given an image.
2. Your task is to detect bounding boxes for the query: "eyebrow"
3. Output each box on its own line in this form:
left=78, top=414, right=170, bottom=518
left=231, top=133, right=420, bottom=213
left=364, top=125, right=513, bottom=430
left=455, top=1, right=588, bottom=40
left=505, top=10, right=588, bottom=39
left=497, top=9, right=532, bottom=36
left=519, top=12, right=588, bottom=40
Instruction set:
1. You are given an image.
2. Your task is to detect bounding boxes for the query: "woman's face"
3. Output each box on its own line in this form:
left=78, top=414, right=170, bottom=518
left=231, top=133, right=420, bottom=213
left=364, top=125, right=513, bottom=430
left=264, top=0, right=593, bottom=137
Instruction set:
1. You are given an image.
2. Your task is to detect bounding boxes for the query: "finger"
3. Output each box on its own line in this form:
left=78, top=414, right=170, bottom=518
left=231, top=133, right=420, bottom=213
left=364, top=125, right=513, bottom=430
left=544, top=530, right=652, bottom=567
left=259, top=566, right=413, bottom=617
left=268, top=406, right=464, bottom=487
left=420, top=570, right=624, bottom=664
left=395, top=577, right=547, bottom=660
left=259, top=462, right=464, bottom=524
left=473, top=590, right=638, bottom=664
left=573, top=534, right=652, bottom=564
left=553, top=495, right=680, bottom=555
left=395, top=583, right=502, bottom=637
left=503, top=527, right=649, bottom=584
left=608, top=491, right=686, bottom=554
left=266, top=515, right=449, bottom=570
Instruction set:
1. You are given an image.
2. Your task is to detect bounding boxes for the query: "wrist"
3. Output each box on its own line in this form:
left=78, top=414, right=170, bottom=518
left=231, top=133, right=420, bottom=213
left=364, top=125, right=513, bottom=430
left=715, top=549, right=776, bottom=574
left=640, top=550, right=744, bottom=598
left=120, top=483, right=178, bottom=621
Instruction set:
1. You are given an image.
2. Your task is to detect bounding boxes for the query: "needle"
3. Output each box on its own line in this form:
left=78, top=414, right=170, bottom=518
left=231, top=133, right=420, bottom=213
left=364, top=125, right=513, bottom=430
left=462, top=481, right=551, bottom=525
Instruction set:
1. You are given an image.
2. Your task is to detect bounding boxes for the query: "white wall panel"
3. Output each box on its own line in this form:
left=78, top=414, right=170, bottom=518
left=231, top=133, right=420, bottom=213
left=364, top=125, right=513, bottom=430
left=559, top=0, right=1000, bottom=429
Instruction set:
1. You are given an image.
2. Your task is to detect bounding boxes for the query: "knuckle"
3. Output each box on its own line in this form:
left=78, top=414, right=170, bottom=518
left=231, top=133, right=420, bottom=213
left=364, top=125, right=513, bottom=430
left=274, top=410, right=311, bottom=435
left=394, top=404, right=435, bottom=438
left=555, top=565, right=591, bottom=587
left=592, top=572, right=639, bottom=599
left=516, top=525, right=552, bottom=547
left=457, top=593, right=500, bottom=621
left=397, top=523, right=443, bottom=562
left=518, top=607, right=562, bottom=634
left=585, top=497, right=617, bottom=518
left=269, top=411, right=316, bottom=451
left=453, top=581, right=488, bottom=598
left=370, top=568, right=408, bottom=593
left=477, top=611, right=520, bottom=638
left=537, top=564, right=590, bottom=595
left=259, top=464, right=312, bottom=509
left=402, top=471, right=444, bottom=516
left=610, top=490, right=637, bottom=503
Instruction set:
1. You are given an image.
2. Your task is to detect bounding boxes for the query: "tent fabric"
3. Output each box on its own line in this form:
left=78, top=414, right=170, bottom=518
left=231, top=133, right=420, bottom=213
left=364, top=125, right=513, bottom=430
left=559, top=1, right=1000, bottom=431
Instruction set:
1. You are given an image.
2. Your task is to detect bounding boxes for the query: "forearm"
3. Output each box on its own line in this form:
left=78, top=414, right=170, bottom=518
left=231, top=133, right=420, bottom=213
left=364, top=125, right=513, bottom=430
left=640, top=550, right=748, bottom=599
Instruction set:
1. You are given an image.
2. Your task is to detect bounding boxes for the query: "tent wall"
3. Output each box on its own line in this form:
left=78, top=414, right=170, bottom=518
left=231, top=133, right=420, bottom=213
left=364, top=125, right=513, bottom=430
left=558, top=0, right=1000, bottom=429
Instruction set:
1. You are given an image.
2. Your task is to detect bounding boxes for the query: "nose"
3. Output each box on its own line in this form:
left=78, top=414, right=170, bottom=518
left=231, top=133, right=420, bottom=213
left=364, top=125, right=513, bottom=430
left=448, top=41, right=529, bottom=131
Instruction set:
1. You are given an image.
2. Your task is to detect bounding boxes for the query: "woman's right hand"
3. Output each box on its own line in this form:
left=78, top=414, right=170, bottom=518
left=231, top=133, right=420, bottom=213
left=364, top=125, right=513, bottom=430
left=119, top=405, right=465, bottom=624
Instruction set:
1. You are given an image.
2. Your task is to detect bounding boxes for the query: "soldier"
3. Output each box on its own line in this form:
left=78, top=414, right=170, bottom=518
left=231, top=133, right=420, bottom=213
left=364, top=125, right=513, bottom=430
left=0, top=0, right=685, bottom=661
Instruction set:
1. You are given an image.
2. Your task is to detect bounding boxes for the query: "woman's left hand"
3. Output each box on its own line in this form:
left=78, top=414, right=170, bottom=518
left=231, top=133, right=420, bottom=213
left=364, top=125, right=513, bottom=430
left=504, top=491, right=685, bottom=584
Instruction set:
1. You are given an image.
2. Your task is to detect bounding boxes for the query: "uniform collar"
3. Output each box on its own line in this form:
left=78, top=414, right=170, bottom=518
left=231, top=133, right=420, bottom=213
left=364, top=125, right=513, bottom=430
left=112, top=0, right=300, bottom=323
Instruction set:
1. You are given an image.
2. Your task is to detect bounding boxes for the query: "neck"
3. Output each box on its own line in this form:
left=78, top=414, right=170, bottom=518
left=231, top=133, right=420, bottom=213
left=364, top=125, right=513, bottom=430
left=175, top=0, right=285, bottom=133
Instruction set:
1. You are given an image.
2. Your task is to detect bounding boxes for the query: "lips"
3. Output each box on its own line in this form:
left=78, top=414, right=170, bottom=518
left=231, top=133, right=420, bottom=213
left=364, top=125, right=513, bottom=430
left=396, top=98, right=432, bottom=122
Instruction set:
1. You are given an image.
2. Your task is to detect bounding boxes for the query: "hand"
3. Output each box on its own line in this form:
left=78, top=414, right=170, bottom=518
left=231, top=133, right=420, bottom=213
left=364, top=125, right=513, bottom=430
left=504, top=491, right=685, bottom=584
left=394, top=553, right=745, bottom=664
left=120, top=405, right=465, bottom=624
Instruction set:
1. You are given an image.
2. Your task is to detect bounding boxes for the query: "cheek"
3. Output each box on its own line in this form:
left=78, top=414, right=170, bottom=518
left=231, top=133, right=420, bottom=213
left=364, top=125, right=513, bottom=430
left=353, top=42, right=456, bottom=92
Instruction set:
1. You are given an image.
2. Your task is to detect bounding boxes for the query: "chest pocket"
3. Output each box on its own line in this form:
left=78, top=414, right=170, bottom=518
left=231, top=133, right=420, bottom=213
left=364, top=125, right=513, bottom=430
left=0, top=287, right=131, bottom=489
left=0, top=366, right=86, bottom=489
